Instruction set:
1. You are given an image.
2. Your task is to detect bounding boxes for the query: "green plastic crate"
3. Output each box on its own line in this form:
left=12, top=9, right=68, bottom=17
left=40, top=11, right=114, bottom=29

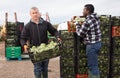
left=6, top=47, right=21, bottom=59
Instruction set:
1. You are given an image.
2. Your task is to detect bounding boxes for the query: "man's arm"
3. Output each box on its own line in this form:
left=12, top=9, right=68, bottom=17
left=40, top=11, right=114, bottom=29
left=47, top=22, right=60, bottom=39
left=76, top=20, right=90, bottom=36
left=20, top=25, right=30, bottom=52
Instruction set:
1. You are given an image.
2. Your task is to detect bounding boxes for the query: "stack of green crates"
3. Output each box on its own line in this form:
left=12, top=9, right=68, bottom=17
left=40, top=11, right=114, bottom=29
left=77, top=40, right=88, bottom=76
left=111, top=16, right=120, bottom=78
left=6, top=22, right=17, bottom=47
left=60, top=31, right=75, bottom=78
left=5, top=22, right=22, bottom=60
left=98, top=15, right=111, bottom=78
left=6, top=47, right=21, bottom=60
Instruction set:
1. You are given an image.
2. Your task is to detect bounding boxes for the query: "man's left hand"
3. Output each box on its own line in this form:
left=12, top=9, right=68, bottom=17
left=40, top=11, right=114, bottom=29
left=57, top=37, right=62, bottom=42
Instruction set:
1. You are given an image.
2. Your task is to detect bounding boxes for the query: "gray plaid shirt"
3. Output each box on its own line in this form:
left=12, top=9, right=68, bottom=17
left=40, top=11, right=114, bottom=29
left=76, top=13, right=101, bottom=44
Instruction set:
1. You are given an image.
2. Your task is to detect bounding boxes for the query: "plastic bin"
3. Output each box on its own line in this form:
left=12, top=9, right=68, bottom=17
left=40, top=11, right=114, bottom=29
left=6, top=46, right=21, bottom=60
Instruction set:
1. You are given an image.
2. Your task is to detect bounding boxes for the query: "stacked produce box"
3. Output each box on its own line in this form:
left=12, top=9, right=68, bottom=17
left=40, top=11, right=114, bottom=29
left=60, top=31, right=75, bottom=78
left=77, top=36, right=88, bottom=77
left=6, top=46, right=21, bottom=60
left=29, top=40, right=60, bottom=63
left=111, top=16, right=120, bottom=78
left=98, top=15, right=111, bottom=78
left=6, top=22, right=24, bottom=47
left=5, top=22, right=23, bottom=60
left=112, top=16, right=120, bottom=26
left=6, top=22, right=17, bottom=47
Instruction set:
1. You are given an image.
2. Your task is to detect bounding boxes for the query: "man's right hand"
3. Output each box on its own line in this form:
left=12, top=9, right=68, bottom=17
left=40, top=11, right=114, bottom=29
left=24, top=45, right=28, bottom=53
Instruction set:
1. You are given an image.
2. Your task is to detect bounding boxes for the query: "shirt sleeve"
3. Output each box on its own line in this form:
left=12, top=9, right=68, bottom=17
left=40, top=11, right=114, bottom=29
left=76, top=20, right=90, bottom=37
left=20, top=25, right=29, bottom=46
left=47, top=22, right=60, bottom=38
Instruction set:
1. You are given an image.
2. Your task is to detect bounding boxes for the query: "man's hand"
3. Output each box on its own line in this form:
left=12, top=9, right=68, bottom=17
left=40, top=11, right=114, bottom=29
left=57, top=37, right=62, bottom=46
left=57, top=37, right=62, bottom=42
left=24, top=45, right=28, bottom=53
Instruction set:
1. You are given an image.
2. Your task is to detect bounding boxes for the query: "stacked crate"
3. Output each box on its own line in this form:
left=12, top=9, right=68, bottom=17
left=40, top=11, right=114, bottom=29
left=6, top=22, right=17, bottom=47
left=98, top=15, right=111, bottom=78
left=6, top=22, right=21, bottom=60
left=77, top=36, right=88, bottom=77
left=112, top=16, right=120, bottom=26
left=6, top=47, right=21, bottom=60
left=111, top=16, right=120, bottom=78
left=60, top=31, right=75, bottom=78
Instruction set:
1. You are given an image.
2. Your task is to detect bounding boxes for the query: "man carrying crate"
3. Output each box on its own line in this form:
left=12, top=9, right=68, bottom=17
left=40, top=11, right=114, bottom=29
left=20, top=7, right=61, bottom=78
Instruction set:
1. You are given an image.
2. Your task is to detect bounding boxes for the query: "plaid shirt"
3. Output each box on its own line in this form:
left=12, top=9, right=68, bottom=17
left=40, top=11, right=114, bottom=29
left=76, top=13, right=101, bottom=44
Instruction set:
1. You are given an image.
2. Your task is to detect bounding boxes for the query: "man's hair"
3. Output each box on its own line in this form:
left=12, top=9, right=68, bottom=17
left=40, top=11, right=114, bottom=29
left=84, top=4, right=94, bottom=13
left=30, top=7, right=39, bottom=11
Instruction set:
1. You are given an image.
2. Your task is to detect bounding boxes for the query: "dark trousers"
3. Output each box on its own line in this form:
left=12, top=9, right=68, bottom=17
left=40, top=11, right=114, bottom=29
left=33, top=60, right=49, bottom=78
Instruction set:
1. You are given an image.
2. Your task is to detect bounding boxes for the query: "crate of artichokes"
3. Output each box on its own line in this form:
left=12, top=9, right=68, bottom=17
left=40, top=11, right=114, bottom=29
left=29, top=41, right=61, bottom=63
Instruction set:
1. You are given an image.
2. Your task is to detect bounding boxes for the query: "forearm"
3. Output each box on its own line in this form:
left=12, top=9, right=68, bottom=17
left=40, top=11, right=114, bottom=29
left=76, top=24, right=82, bottom=36
left=54, top=31, right=61, bottom=39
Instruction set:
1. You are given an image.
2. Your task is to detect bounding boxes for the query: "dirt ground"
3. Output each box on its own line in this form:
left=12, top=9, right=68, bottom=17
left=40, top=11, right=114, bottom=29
left=0, top=41, right=60, bottom=78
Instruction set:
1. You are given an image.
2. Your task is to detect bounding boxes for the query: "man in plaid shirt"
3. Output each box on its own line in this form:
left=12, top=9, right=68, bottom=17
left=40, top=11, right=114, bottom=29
left=76, top=4, right=101, bottom=78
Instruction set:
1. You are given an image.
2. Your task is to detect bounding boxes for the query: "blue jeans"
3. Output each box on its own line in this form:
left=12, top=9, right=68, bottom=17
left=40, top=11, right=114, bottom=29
left=86, top=41, right=101, bottom=75
left=33, top=60, right=49, bottom=78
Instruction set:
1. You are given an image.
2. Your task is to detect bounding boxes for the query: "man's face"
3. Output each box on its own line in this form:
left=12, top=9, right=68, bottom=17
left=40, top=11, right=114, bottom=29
left=30, top=9, right=41, bottom=20
left=83, top=7, right=89, bottom=17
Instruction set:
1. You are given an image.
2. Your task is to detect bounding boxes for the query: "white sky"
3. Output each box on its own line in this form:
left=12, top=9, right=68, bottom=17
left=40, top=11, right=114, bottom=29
left=0, top=0, right=120, bottom=25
